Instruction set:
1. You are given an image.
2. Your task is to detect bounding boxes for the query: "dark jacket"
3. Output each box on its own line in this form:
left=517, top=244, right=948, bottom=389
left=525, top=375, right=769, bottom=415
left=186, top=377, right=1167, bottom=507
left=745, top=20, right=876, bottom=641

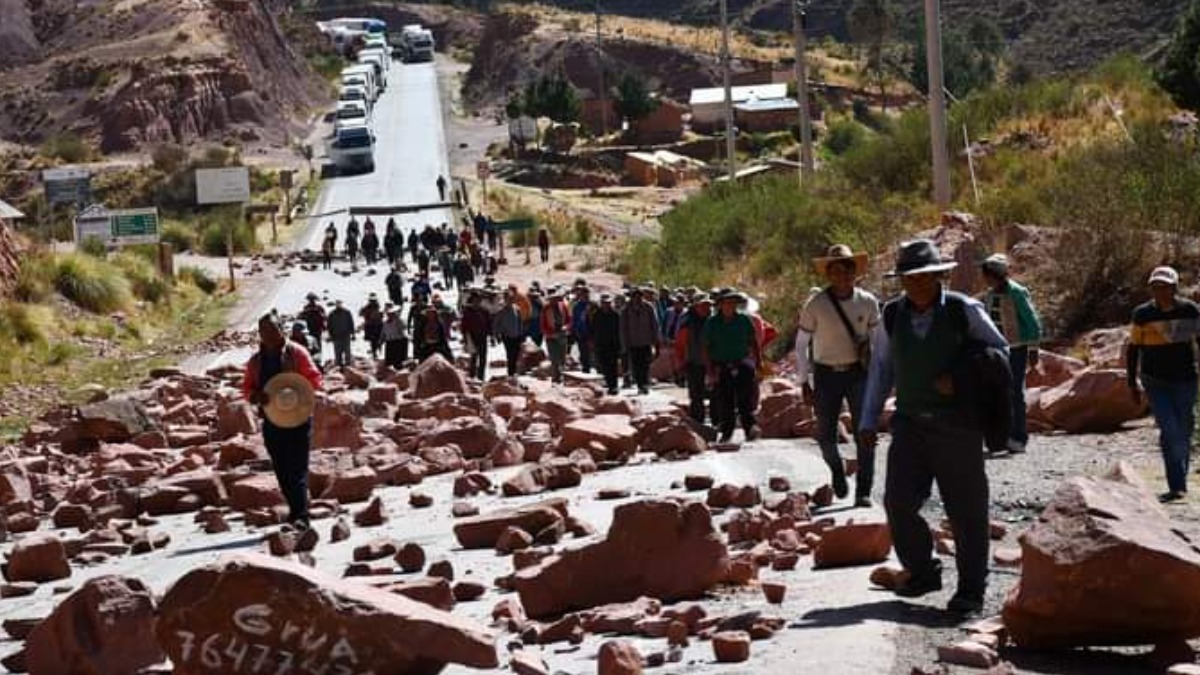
left=592, top=307, right=621, bottom=351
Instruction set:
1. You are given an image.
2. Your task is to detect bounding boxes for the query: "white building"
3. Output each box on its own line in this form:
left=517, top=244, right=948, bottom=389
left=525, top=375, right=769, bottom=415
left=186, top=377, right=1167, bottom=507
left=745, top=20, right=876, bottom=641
left=688, top=83, right=789, bottom=131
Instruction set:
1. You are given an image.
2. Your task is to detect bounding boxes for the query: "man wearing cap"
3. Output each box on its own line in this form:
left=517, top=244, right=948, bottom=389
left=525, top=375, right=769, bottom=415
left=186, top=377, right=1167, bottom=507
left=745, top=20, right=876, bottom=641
left=381, top=305, right=409, bottom=368
left=593, top=293, right=623, bottom=395
left=242, top=314, right=323, bottom=529
left=299, top=293, right=327, bottom=359
left=327, top=299, right=355, bottom=368
left=675, top=294, right=714, bottom=424
left=705, top=290, right=760, bottom=441
left=461, top=290, right=493, bottom=380
left=1128, top=265, right=1200, bottom=503
left=541, top=287, right=571, bottom=384
left=859, top=239, right=1008, bottom=615
left=796, top=244, right=880, bottom=507
left=621, top=287, right=662, bottom=395
left=980, top=253, right=1043, bottom=455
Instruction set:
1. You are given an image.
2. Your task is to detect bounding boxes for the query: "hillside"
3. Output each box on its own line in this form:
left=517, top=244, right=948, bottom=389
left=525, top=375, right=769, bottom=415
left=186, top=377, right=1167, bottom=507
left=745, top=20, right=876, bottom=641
left=0, top=0, right=328, bottom=154
left=488, top=0, right=1190, bottom=75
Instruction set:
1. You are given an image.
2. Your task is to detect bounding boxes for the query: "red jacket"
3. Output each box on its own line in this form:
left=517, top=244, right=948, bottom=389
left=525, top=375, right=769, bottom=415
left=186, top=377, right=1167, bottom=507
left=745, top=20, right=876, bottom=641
left=540, top=299, right=569, bottom=337
left=242, top=341, right=323, bottom=402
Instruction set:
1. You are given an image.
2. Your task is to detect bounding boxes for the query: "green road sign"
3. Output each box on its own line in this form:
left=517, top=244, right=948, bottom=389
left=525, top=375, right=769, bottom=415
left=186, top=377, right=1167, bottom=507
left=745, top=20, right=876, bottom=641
left=494, top=218, right=535, bottom=232
left=112, top=210, right=158, bottom=238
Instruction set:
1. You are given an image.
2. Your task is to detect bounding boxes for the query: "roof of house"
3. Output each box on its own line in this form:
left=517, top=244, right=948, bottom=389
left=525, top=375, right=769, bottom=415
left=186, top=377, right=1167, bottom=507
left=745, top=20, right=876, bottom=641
left=689, top=83, right=789, bottom=107
left=734, top=97, right=800, bottom=113
left=627, top=150, right=707, bottom=168
left=0, top=199, right=24, bottom=220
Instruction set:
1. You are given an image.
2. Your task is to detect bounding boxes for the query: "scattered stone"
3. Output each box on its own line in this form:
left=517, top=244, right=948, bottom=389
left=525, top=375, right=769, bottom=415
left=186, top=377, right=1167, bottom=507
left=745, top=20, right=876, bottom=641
left=813, top=523, right=892, bottom=569
left=295, top=527, right=319, bottom=553
left=428, top=559, right=455, bottom=581
left=761, top=581, right=787, bottom=604
left=410, top=491, right=434, bottom=508
left=597, top=488, right=631, bottom=500
left=395, top=543, right=426, bottom=573
left=453, top=581, right=487, bottom=602
left=667, top=620, right=689, bottom=647
left=6, top=533, right=71, bottom=583
left=598, top=640, right=643, bottom=675
left=497, top=526, right=534, bottom=554
left=353, top=496, right=387, bottom=527
left=330, top=517, right=351, bottom=542
left=937, top=641, right=999, bottom=668
left=353, top=538, right=400, bottom=562
left=157, top=554, right=498, bottom=671
left=452, top=501, right=480, bottom=518
left=768, top=476, right=791, bottom=493
left=810, top=484, right=834, bottom=508
left=992, top=547, right=1022, bottom=568
left=712, top=631, right=751, bottom=663
left=510, top=648, right=550, bottom=675
left=383, top=577, right=456, bottom=611
left=410, top=354, right=468, bottom=398
left=0, top=582, right=36, bottom=598
left=265, top=529, right=296, bottom=557
left=683, top=474, right=714, bottom=491
left=453, top=499, right=567, bottom=549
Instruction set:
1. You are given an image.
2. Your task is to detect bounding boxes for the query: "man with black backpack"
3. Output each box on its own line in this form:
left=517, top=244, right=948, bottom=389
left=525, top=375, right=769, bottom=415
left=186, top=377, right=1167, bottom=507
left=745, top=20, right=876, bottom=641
left=795, top=245, right=880, bottom=508
left=859, top=239, right=1008, bottom=616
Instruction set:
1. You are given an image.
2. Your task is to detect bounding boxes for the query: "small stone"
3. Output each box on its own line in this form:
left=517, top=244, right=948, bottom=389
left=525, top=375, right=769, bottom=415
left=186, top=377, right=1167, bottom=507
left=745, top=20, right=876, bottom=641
left=666, top=620, right=689, bottom=647
left=510, top=649, right=550, bottom=675
left=761, top=581, right=787, bottom=604
left=452, top=501, right=479, bottom=517
left=496, top=526, right=533, bottom=554
left=295, top=527, right=319, bottom=553
left=768, top=476, right=791, bottom=493
left=394, top=543, right=426, bottom=573
left=683, top=474, right=714, bottom=491
left=597, top=488, right=631, bottom=500
left=0, top=582, right=37, bottom=598
left=409, top=492, right=434, bottom=508
left=428, top=559, right=454, bottom=581
left=353, top=496, right=386, bottom=527
left=811, top=484, right=834, bottom=507
left=712, top=630, right=751, bottom=663
left=597, top=639, right=643, bottom=675
left=937, top=641, right=999, bottom=668
left=771, top=552, right=799, bottom=571
left=992, top=547, right=1021, bottom=567
left=330, top=517, right=351, bottom=542
left=452, top=581, right=486, bottom=602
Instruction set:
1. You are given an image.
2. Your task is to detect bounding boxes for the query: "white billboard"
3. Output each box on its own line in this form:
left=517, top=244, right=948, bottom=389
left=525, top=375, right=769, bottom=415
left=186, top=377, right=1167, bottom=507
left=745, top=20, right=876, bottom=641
left=195, top=167, right=250, bottom=205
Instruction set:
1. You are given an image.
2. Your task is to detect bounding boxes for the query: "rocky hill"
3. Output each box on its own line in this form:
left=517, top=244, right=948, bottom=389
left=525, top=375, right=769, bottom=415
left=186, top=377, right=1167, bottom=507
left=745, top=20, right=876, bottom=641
left=493, top=0, right=1190, bottom=74
left=0, top=0, right=328, bottom=153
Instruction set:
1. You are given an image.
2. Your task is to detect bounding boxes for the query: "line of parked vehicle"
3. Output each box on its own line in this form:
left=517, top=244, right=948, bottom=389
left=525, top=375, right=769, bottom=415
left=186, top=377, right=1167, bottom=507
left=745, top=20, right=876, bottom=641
left=320, top=19, right=438, bottom=175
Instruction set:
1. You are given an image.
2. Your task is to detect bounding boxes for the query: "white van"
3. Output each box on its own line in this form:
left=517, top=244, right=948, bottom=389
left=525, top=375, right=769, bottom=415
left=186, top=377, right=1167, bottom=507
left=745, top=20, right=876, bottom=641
left=357, top=52, right=387, bottom=89
left=342, top=64, right=378, bottom=97
left=338, top=85, right=372, bottom=115
left=341, top=73, right=374, bottom=102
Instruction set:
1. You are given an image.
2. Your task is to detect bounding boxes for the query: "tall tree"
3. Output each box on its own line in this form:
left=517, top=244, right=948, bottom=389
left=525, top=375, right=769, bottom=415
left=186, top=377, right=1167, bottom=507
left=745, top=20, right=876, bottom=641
left=908, top=18, right=1004, bottom=98
left=1159, top=0, right=1200, bottom=110
left=523, top=74, right=581, bottom=125
left=847, top=0, right=895, bottom=111
left=613, top=72, right=659, bottom=125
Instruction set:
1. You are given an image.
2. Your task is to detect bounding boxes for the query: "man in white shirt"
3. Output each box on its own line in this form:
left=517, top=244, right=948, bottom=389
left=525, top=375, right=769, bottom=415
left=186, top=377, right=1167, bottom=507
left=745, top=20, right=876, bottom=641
left=795, top=244, right=881, bottom=507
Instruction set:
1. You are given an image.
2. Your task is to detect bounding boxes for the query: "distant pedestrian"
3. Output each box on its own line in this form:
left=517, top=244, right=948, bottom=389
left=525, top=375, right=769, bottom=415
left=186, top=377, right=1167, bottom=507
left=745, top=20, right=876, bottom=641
left=324, top=222, right=337, bottom=248
left=327, top=300, right=355, bottom=368
left=620, top=286, right=660, bottom=395
left=570, top=286, right=595, bottom=373
left=527, top=288, right=544, bottom=347
left=593, top=293, right=622, bottom=395
left=438, top=247, right=454, bottom=287
left=385, top=266, right=405, bottom=306
left=346, top=230, right=359, bottom=265
left=361, top=228, right=380, bottom=265
left=1128, top=265, right=1200, bottom=504
left=410, top=272, right=432, bottom=306
left=406, top=230, right=419, bottom=261
left=537, top=227, right=551, bottom=263
left=436, top=175, right=448, bottom=202
left=541, top=287, right=570, bottom=384
left=384, top=221, right=402, bottom=266
left=321, top=233, right=334, bottom=270
left=674, top=294, right=714, bottom=424
left=414, top=305, right=451, bottom=362
left=453, top=253, right=474, bottom=291
left=980, top=254, right=1043, bottom=455
left=461, top=290, right=492, bottom=380
left=298, top=292, right=327, bottom=358
left=493, top=290, right=526, bottom=376
left=289, top=321, right=318, bottom=355
left=382, top=306, right=409, bottom=368
left=346, top=217, right=360, bottom=246
left=359, top=293, right=384, bottom=360
left=704, top=290, right=760, bottom=442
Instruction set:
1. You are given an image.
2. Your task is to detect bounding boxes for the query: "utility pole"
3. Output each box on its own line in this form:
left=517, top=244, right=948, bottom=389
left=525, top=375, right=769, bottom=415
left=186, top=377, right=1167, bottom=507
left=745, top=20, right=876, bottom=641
left=924, top=0, right=951, bottom=208
left=596, top=0, right=608, bottom=138
left=792, top=0, right=814, bottom=183
left=719, top=0, right=737, bottom=181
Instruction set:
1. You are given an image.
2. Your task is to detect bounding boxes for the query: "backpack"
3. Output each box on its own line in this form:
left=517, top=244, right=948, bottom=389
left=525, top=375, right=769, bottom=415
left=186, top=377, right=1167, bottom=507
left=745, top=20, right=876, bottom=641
left=883, top=292, right=1012, bottom=453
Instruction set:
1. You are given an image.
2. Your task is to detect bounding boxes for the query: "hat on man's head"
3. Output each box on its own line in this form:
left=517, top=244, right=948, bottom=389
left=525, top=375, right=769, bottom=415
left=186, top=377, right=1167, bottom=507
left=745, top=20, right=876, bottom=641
left=291, top=321, right=307, bottom=333
left=599, top=293, right=613, bottom=302
left=547, top=286, right=564, bottom=298
left=981, top=253, right=1009, bottom=276
left=886, top=239, right=958, bottom=277
left=306, top=292, right=319, bottom=301
left=814, top=244, right=869, bottom=277
left=718, top=289, right=748, bottom=304
left=1149, top=266, right=1180, bottom=286
left=693, top=293, right=713, bottom=306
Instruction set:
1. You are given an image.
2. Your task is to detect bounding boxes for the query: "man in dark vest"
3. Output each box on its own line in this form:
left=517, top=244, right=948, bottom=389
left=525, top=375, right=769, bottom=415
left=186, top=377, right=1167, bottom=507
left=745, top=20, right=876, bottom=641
left=592, top=293, right=622, bottom=395
left=859, top=239, right=1007, bottom=615
left=674, top=294, right=713, bottom=424
left=242, top=315, right=323, bottom=529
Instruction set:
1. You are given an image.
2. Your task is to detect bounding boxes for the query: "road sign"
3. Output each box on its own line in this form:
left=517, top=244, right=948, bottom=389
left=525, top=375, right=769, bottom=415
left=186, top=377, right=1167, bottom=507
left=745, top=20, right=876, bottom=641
left=476, top=161, right=490, bottom=180
left=493, top=218, right=535, bottom=232
left=43, top=167, right=91, bottom=206
left=73, top=206, right=160, bottom=247
left=196, top=166, right=250, bottom=204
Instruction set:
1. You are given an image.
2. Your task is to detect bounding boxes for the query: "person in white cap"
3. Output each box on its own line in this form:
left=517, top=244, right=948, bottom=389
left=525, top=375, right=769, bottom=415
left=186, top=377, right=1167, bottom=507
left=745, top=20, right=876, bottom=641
left=1127, top=265, right=1200, bottom=503
left=980, top=253, right=1043, bottom=455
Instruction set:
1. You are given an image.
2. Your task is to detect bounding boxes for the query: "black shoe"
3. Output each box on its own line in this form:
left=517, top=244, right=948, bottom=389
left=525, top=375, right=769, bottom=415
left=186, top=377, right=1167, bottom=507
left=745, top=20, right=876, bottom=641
left=947, top=591, right=984, bottom=615
left=894, top=562, right=943, bottom=598
left=718, top=431, right=733, bottom=444
left=744, top=425, right=761, bottom=441
left=290, top=518, right=311, bottom=531
left=1159, top=491, right=1186, bottom=503
left=832, top=473, right=849, bottom=500
left=607, top=388, right=618, bottom=396
left=854, top=496, right=872, bottom=508
left=638, top=386, right=649, bottom=395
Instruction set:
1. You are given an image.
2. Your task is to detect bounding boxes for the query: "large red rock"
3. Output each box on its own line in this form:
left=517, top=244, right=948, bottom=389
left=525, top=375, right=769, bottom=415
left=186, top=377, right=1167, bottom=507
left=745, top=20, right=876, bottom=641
left=156, top=553, right=499, bottom=673
left=758, top=388, right=812, bottom=439
left=409, top=354, right=468, bottom=398
left=216, top=398, right=258, bottom=441
left=598, top=639, right=643, bottom=675
left=1037, top=369, right=1148, bottom=433
left=423, top=419, right=503, bottom=459
left=512, top=500, right=729, bottom=619
left=501, top=460, right=582, bottom=497
left=453, top=499, right=567, bottom=549
left=1003, top=466, right=1200, bottom=647
left=312, top=394, right=365, bottom=450
left=228, top=474, right=285, bottom=511
left=6, top=533, right=71, bottom=583
left=813, top=522, right=893, bottom=569
left=25, top=575, right=162, bottom=675
left=59, top=397, right=159, bottom=452
left=0, top=463, right=32, bottom=505
left=559, top=415, right=639, bottom=462
left=321, top=467, right=378, bottom=504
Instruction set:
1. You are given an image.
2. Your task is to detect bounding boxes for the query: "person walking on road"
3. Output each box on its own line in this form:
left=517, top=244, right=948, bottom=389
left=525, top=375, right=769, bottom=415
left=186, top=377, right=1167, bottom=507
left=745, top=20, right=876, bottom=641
left=621, top=287, right=661, bottom=395
left=461, top=290, right=492, bottom=381
left=436, top=175, right=448, bottom=202
left=406, top=230, right=419, bottom=262
left=593, top=293, right=623, bottom=395
left=438, top=247, right=454, bottom=288
left=704, top=290, right=760, bottom=442
left=414, top=304, right=452, bottom=362
left=1127, top=265, right=1200, bottom=503
left=346, top=228, right=360, bottom=266
left=795, top=245, right=880, bottom=507
left=384, top=219, right=402, bottom=266
left=361, top=227, right=380, bottom=266
left=321, top=232, right=335, bottom=270
left=328, top=299, right=355, bottom=368
left=299, top=292, right=328, bottom=358
left=385, top=265, right=405, bottom=307
left=980, top=254, right=1042, bottom=455
left=360, top=293, right=385, bottom=360
left=242, top=314, right=323, bottom=529
left=493, top=289, right=527, bottom=376
left=674, top=294, right=714, bottom=424
left=382, top=305, right=409, bottom=368
left=537, top=227, right=551, bottom=263
left=859, top=239, right=1008, bottom=616
left=411, top=272, right=432, bottom=306
left=324, top=222, right=338, bottom=249
left=542, top=287, right=571, bottom=384
left=289, top=321, right=318, bottom=356
left=570, top=285, right=596, bottom=374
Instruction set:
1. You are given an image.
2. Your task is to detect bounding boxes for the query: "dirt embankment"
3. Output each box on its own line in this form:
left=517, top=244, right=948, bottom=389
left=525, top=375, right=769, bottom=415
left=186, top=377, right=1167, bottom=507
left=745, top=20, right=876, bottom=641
left=0, top=0, right=327, bottom=153
left=462, top=10, right=725, bottom=112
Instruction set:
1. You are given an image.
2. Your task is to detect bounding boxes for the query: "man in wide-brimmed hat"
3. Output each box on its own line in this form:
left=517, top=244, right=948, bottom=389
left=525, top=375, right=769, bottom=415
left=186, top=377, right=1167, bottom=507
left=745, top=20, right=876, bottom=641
left=1127, top=265, right=1200, bottom=504
left=795, top=244, right=881, bottom=508
left=980, top=253, right=1042, bottom=455
left=298, top=292, right=327, bottom=359
left=704, top=289, right=761, bottom=442
left=859, top=238, right=1007, bottom=615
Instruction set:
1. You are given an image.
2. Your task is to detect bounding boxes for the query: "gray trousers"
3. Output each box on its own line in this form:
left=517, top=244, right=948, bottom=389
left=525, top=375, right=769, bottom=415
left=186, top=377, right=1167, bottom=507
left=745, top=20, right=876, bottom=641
left=332, top=336, right=352, bottom=367
left=813, top=364, right=874, bottom=498
left=884, top=413, right=990, bottom=596
left=546, top=334, right=568, bottom=383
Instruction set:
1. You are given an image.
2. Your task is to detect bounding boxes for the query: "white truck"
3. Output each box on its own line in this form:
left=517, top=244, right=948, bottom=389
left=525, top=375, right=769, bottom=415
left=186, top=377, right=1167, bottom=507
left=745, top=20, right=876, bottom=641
left=333, top=101, right=369, bottom=133
left=356, top=51, right=387, bottom=90
left=341, top=64, right=379, bottom=98
left=400, top=25, right=434, bottom=63
left=338, top=85, right=372, bottom=116
left=328, top=122, right=375, bottom=174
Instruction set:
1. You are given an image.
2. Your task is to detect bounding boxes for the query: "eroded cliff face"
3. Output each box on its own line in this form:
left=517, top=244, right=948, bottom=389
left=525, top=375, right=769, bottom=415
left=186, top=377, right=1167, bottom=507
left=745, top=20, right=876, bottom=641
left=0, top=0, right=326, bottom=152
left=0, top=219, right=22, bottom=297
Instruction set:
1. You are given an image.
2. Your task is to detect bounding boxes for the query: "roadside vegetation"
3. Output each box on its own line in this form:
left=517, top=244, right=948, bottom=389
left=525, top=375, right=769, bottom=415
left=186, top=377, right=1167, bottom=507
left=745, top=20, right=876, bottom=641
left=621, top=54, right=1197, bottom=339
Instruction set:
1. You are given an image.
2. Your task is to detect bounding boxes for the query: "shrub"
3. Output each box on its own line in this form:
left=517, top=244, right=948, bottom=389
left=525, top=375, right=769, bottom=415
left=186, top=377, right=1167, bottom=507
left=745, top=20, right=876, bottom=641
left=0, top=303, right=52, bottom=344
left=112, top=252, right=168, bottom=304
left=824, top=118, right=868, bottom=155
left=200, top=217, right=256, bottom=256
left=160, top=221, right=196, bottom=252
left=40, top=132, right=92, bottom=163
left=79, top=236, right=108, bottom=258
left=151, top=143, right=189, bottom=174
left=13, top=256, right=55, bottom=303
left=573, top=218, right=592, bottom=245
left=52, top=253, right=132, bottom=313
left=179, top=265, right=218, bottom=294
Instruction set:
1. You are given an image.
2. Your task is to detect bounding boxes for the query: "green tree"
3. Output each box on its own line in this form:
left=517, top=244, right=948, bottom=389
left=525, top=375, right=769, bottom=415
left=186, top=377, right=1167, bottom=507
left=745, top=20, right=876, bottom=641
left=523, top=73, right=581, bottom=125
left=1158, top=0, right=1200, bottom=110
left=613, top=72, right=659, bottom=124
left=909, top=18, right=1004, bottom=98
left=847, top=0, right=895, bottom=111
